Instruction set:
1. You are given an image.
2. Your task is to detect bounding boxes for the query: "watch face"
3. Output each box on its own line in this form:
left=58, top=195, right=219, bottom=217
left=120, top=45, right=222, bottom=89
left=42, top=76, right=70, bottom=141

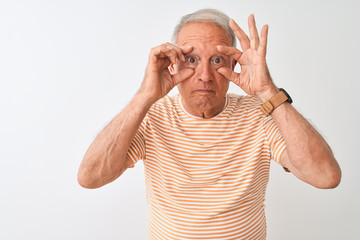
left=279, top=88, right=293, bottom=104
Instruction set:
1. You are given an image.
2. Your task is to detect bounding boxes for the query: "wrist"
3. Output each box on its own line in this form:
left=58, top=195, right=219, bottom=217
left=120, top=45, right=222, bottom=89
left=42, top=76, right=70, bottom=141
left=257, top=86, right=279, bottom=103
left=260, top=88, right=293, bottom=116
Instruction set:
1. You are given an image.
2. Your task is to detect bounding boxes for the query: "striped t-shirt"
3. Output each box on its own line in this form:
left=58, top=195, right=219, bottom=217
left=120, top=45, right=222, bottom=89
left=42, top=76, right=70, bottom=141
left=127, top=93, right=286, bottom=240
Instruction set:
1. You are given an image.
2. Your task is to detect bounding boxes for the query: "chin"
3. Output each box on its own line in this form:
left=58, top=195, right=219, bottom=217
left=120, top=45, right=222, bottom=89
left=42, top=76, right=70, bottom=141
left=193, top=95, right=216, bottom=107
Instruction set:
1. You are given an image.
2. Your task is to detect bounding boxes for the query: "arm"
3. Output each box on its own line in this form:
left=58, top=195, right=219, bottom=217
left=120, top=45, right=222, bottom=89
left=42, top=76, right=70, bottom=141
left=77, top=94, right=152, bottom=189
left=276, top=102, right=340, bottom=188
left=78, top=44, right=194, bottom=189
left=259, top=88, right=341, bottom=189
left=217, top=15, right=341, bottom=189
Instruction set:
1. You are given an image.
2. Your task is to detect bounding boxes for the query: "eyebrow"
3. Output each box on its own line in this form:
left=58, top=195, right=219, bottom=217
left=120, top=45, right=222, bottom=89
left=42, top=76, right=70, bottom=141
left=184, top=52, right=228, bottom=58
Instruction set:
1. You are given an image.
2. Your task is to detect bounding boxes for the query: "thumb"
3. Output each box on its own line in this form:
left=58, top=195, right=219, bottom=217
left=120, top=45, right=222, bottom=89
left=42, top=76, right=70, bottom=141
left=173, top=68, right=194, bottom=85
left=217, top=67, right=238, bottom=82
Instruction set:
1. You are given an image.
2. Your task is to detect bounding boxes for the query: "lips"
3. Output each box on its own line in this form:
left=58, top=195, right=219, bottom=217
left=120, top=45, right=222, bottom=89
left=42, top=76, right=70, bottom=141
left=194, top=89, right=215, bottom=93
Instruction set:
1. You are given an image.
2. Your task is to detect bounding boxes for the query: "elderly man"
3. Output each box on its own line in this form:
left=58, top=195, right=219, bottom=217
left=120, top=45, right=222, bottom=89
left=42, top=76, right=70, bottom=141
left=78, top=9, right=341, bottom=239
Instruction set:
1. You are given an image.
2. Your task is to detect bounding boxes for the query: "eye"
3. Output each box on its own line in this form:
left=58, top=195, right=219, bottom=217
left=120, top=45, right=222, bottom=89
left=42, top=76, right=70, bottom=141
left=213, top=57, right=223, bottom=64
left=187, top=56, right=196, bottom=64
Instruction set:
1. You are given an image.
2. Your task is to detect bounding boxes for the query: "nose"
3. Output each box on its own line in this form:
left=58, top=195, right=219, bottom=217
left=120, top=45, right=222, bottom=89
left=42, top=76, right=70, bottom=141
left=197, top=62, right=213, bottom=83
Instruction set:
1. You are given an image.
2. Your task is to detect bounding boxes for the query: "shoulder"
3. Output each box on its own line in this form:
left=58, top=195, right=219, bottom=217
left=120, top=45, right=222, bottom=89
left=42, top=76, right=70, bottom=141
left=227, top=93, right=263, bottom=111
left=147, top=94, right=179, bottom=119
left=151, top=94, right=177, bottom=110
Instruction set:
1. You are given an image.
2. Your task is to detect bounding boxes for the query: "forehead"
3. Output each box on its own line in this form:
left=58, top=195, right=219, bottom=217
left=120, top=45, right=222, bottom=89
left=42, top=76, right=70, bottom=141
left=176, top=22, right=232, bottom=47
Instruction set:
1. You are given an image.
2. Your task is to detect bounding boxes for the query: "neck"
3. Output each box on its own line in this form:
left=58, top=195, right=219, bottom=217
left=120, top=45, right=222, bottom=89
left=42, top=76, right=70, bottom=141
left=181, top=95, right=227, bottom=119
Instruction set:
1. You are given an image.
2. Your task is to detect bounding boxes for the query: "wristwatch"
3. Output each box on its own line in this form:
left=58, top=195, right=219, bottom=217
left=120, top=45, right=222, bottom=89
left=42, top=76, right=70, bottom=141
left=260, top=88, right=292, bottom=116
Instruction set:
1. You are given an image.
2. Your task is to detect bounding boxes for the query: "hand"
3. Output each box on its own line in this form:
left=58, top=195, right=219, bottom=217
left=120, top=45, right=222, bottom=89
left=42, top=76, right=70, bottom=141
left=217, top=14, right=278, bottom=102
left=139, top=43, right=194, bottom=103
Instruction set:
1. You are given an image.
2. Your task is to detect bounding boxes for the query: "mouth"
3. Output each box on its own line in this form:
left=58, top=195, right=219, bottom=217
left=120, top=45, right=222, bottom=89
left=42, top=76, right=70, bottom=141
left=194, top=89, right=215, bottom=94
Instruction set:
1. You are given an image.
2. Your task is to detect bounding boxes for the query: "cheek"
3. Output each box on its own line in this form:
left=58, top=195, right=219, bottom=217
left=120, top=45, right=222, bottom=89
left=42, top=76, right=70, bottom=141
left=216, top=75, right=230, bottom=91
left=177, top=79, right=191, bottom=95
left=214, top=71, right=229, bottom=82
left=221, top=81, right=230, bottom=91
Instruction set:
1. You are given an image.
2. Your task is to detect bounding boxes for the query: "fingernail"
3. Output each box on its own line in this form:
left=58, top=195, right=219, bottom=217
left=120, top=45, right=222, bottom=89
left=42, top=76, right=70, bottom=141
left=174, top=64, right=179, bottom=74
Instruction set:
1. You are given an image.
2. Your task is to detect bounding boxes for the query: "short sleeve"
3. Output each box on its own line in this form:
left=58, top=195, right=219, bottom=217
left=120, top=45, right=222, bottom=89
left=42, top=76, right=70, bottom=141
left=126, top=115, right=147, bottom=168
left=263, top=116, right=287, bottom=164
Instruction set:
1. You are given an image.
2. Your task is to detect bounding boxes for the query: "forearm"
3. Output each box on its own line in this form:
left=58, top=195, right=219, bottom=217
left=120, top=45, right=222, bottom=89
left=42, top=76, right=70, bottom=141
left=78, top=92, right=154, bottom=188
left=217, top=14, right=341, bottom=188
left=269, top=96, right=341, bottom=188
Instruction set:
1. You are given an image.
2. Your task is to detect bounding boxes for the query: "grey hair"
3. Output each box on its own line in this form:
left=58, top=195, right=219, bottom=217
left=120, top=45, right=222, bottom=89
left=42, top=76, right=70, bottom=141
left=171, top=8, right=236, bottom=47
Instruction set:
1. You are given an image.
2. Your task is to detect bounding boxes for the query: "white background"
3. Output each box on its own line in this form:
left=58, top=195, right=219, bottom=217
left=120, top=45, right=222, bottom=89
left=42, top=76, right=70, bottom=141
left=1, top=0, right=359, bottom=239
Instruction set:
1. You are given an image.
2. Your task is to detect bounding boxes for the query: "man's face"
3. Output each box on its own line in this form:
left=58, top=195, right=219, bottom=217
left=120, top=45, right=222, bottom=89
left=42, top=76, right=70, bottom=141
left=175, top=21, right=234, bottom=112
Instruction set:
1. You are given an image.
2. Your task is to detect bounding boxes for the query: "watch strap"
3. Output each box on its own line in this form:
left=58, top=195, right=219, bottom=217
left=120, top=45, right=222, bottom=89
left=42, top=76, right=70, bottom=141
left=260, top=90, right=289, bottom=116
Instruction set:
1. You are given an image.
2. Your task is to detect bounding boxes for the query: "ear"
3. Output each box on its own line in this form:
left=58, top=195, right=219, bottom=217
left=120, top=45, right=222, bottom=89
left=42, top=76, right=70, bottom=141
left=168, top=63, right=178, bottom=75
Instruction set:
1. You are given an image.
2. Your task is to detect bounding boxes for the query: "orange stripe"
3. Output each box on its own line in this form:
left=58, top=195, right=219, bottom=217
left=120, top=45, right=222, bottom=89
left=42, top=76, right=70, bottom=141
left=126, top=94, right=286, bottom=239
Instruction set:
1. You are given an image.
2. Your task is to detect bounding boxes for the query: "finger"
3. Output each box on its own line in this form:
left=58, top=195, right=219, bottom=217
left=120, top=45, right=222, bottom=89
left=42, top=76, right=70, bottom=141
left=258, top=25, right=268, bottom=57
left=164, top=43, right=193, bottom=61
left=229, top=18, right=250, bottom=51
left=151, top=44, right=178, bottom=64
left=165, top=45, right=184, bottom=62
left=165, top=44, right=193, bottom=62
left=154, top=46, right=179, bottom=65
left=150, top=45, right=168, bottom=62
left=217, top=67, right=239, bottom=83
left=248, top=14, right=260, bottom=50
left=165, top=43, right=187, bottom=62
left=172, top=68, right=194, bottom=85
left=179, top=45, right=193, bottom=54
left=162, top=48, right=179, bottom=64
left=217, top=45, right=243, bottom=61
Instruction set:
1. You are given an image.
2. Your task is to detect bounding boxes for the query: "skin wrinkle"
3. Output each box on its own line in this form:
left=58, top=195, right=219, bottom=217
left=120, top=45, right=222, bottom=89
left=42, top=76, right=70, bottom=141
left=175, top=22, right=235, bottom=119
left=179, top=36, right=230, bottom=46
left=78, top=13, right=341, bottom=190
left=95, top=124, right=123, bottom=185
